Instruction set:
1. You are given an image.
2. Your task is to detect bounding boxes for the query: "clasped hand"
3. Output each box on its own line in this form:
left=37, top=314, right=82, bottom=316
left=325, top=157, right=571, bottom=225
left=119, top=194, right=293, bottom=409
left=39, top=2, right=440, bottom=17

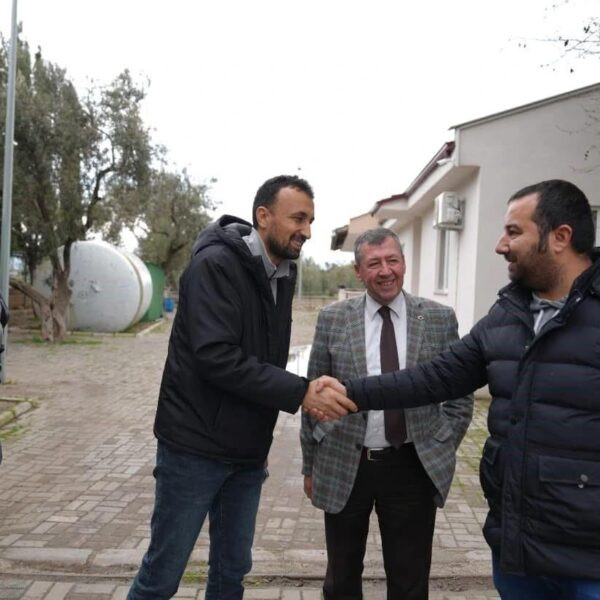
left=301, top=376, right=357, bottom=421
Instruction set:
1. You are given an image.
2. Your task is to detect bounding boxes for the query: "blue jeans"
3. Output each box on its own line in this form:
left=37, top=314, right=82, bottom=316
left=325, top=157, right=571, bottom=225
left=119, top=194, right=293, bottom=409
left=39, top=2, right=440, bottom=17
left=493, top=555, right=600, bottom=599
left=128, top=441, right=266, bottom=600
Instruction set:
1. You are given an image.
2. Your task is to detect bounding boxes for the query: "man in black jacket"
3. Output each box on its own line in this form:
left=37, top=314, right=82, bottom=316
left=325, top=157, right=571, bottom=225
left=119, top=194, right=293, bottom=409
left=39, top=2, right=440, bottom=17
left=128, top=175, right=356, bottom=600
left=318, top=180, right=600, bottom=599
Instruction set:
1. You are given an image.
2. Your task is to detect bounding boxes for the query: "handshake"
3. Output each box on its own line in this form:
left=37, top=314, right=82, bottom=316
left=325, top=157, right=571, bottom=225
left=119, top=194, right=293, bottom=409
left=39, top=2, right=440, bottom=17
left=301, top=376, right=358, bottom=421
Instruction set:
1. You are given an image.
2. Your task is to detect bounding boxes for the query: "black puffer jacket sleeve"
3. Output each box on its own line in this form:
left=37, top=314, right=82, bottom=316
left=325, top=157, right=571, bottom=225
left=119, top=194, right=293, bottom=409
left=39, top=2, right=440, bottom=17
left=346, top=325, right=487, bottom=411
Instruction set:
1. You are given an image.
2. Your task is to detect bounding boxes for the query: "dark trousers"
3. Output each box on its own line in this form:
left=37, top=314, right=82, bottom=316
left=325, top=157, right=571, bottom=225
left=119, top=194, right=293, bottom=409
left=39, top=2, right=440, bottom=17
left=323, top=444, right=437, bottom=600
left=127, top=442, right=265, bottom=600
left=492, top=555, right=600, bottom=599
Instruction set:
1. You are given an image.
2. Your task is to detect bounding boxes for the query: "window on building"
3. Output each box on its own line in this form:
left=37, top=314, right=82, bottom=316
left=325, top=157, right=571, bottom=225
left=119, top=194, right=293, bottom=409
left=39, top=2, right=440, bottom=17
left=593, top=208, right=600, bottom=245
left=435, top=228, right=450, bottom=294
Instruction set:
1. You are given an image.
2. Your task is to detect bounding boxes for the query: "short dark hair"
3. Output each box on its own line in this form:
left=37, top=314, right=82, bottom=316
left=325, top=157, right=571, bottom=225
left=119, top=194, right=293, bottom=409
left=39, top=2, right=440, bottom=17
left=252, top=175, right=314, bottom=227
left=509, top=179, right=595, bottom=254
left=354, top=228, right=403, bottom=265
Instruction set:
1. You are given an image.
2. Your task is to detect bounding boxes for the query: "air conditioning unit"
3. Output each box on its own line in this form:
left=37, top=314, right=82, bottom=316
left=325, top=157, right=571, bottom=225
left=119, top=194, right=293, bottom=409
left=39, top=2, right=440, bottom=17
left=433, top=192, right=464, bottom=230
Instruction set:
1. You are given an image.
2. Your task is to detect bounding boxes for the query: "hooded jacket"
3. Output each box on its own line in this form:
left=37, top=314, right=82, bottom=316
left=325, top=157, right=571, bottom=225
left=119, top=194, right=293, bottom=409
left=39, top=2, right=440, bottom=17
left=346, top=251, right=600, bottom=579
left=154, top=215, right=308, bottom=465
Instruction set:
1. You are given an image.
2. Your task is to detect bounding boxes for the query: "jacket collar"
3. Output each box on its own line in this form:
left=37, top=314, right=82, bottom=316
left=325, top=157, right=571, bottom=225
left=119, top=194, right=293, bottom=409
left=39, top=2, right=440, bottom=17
left=242, top=227, right=291, bottom=281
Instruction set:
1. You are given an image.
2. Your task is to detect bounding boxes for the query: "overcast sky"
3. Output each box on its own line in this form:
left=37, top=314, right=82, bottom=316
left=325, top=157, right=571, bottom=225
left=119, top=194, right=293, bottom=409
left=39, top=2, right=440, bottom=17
left=4, top=0, right=599, bottom=264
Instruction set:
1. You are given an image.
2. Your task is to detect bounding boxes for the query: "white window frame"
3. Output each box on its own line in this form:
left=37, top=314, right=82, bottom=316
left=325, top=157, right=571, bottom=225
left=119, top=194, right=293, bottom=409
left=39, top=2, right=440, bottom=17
left=434, top=227, right=450, bottom=295
left=592, top=207, right=600, bottom=246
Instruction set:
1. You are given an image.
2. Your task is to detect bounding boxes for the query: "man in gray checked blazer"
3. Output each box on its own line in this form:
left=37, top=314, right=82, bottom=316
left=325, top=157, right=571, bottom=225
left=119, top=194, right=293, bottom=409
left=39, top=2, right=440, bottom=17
left=300, top=228, right=473, bottom=600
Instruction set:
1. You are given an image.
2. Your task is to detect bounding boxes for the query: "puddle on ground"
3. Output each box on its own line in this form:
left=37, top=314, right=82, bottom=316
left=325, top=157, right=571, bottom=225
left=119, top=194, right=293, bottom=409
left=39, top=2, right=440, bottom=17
left=286, top=345, right=311, bottom=377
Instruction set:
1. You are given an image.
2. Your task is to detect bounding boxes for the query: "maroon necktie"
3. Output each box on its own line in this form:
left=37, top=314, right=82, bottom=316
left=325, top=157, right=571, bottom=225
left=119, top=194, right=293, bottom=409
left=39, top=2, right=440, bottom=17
left=379, top=305, right=407, bottom=448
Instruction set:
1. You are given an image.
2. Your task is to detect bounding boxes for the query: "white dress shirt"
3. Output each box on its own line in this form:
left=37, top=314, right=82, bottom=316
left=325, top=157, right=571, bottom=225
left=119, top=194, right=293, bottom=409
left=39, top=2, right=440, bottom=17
left=363, top=291, right=409, bottom=448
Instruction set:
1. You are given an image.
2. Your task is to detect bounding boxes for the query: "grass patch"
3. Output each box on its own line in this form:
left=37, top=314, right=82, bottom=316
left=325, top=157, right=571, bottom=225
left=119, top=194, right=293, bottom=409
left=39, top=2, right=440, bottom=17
left=182, top=567, right=208, bottom=584
left=14, top=335, right=102, bottom=346
left=0, top=399, right=15, bottom=413
left=182, top=569, right=278, bottom=587
left=464, top=456, right=481, bottom=473
left=0, top=397, right=38, bottom=429
left=0, top=423, right=27, bottom=441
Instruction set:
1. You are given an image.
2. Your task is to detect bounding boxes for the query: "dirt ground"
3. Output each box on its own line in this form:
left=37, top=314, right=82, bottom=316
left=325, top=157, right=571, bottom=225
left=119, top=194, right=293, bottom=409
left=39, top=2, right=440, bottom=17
left=290, top=297, right=334, bottom=346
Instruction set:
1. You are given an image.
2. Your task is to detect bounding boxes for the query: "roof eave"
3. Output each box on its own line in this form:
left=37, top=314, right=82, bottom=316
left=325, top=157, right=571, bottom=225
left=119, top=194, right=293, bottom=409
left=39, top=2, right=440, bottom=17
left=371, top=141, right=455, bottom=216
left=450, top=81, right=600, bottom=131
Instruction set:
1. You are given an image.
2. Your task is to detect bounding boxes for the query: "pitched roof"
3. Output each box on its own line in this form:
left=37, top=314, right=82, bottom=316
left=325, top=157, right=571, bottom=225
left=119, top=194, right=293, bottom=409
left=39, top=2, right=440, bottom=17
left=371, top=141, right=455, bottom=215
left=450, top=81, right=600, bottom=131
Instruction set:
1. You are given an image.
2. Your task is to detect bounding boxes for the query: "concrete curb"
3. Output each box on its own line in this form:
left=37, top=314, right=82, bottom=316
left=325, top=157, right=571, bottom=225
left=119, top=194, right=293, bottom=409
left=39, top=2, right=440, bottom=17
left=0, top=568, right=494, bottom=587
left=0, top=545, right=492, bottom=579
left=133, top=319, right=166, bottom=337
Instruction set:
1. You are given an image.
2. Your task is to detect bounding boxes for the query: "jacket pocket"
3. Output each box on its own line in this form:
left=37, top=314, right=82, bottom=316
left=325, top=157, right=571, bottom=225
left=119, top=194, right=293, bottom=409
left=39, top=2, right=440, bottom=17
left=529, top=455, right=600, bottom=547
left=479, top=437, right=503, bottom=503
left=433, top=418, right=455, bottom=443
left=539, top=455, right=600, bottom=487
left=312, top=421, right=336, bottom=442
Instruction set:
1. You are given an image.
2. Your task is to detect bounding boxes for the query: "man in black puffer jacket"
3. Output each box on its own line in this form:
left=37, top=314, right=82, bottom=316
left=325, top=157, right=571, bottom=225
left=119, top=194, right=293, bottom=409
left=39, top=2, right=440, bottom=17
left=129, top=175, right=355, bottom=600
left=320, top=180, right=600, bottom=599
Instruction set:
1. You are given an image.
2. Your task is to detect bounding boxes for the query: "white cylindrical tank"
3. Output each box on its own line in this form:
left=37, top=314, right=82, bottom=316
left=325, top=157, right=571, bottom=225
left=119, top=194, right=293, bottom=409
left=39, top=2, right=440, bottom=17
left=33, top=240, right=153, bottom=333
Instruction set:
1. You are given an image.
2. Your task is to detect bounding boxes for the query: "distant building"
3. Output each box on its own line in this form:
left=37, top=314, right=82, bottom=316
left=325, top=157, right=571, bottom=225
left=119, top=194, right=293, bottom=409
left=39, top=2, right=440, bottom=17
left=332, top=82, right=600, bottom=334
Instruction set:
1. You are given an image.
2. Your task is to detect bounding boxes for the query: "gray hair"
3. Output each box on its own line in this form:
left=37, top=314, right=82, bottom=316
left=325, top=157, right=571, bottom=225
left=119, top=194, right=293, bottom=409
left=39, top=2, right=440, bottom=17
left=354, top=228, right=403, bottom=265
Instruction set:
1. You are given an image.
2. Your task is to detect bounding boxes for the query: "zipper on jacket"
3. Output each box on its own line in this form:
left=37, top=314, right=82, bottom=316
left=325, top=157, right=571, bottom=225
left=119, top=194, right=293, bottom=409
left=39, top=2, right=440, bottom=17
left=507, top=288, right=585, bottom=571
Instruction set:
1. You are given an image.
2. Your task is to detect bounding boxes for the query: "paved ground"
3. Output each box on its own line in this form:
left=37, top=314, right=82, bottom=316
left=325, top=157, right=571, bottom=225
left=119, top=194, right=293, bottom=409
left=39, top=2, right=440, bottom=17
left=0, top=314, right=498, bottom=599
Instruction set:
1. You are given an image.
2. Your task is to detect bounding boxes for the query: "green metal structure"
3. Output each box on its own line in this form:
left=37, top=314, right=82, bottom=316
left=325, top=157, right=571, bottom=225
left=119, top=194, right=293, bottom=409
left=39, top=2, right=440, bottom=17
left=142, top=263, right=165, bottom=321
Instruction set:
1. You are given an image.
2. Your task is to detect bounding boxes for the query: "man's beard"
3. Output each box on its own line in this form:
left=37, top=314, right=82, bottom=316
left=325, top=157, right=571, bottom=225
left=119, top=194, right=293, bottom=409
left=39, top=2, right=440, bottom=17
left=266, top=234, right=306, bottom=260
left=507, top=247, right=559, bottom=293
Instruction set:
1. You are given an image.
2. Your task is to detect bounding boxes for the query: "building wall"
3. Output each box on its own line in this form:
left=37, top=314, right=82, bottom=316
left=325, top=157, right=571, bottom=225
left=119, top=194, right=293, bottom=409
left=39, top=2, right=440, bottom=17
left=396, top=218, right=422, bottom=294
left=410, top=172, right=480, bottom=335
left=347, top=87, right=600, bottom=333
left=417, top=205, right=437, bottom=300
left=451, top=173, right=481, bottom=335
left=457, top=88, right=600, bottom=323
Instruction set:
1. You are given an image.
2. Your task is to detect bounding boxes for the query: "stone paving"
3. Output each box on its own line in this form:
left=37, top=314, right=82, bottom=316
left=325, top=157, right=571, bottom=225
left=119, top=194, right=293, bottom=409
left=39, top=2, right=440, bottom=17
left=0, top=320, right=497, bottom=599
left=0, top=578, right=500, bottom=599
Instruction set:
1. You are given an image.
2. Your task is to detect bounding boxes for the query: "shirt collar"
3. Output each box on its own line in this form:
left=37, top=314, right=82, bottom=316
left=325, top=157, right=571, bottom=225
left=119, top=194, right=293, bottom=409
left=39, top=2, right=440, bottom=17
left=530, top=292, right=567, bottom=312
left=242, top=228, right=291, bottom=280
left=365, top=290, right=405, bottom=321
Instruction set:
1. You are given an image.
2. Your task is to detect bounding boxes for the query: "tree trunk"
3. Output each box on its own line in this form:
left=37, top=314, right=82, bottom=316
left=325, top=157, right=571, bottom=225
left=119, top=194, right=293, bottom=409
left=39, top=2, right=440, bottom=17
left=9, top=277, right=54, bottom=340
left=9, top=274, right=71, bottom=342
left=50, top=269, right=71, bottom=341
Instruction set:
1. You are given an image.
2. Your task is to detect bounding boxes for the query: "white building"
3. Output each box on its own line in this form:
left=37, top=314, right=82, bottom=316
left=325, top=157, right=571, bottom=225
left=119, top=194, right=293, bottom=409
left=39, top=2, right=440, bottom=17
left=332, top=83, right=600, bottom=335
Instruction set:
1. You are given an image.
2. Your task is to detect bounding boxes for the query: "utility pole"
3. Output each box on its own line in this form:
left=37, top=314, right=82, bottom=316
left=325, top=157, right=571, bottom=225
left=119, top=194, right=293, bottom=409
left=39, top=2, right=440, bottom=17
left=295, top=166, right=303, bottom=302
left=297, top=251, right=303, bottom=301
left=1, top=0, right=19, bottom=382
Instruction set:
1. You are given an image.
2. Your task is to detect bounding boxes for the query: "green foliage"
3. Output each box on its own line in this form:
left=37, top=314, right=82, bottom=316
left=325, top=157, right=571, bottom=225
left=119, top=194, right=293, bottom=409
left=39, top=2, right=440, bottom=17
left=1, top=40, right=88, bottom=278
left=298, top=257, right=362, bottom=296
left=135, top=169, right=215, bottom=288
left=0, top=36, right=214, bottom=287
left=0, top=34, right=217, bottom=339
left=0, top=37, right=152, bottom=279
